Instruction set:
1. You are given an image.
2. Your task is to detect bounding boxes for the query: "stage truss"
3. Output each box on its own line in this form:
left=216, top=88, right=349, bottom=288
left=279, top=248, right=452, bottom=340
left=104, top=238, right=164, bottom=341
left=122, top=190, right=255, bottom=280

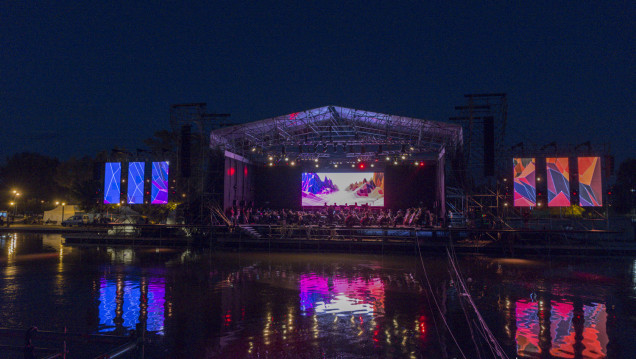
left=209, top=106, right=462, bottom=164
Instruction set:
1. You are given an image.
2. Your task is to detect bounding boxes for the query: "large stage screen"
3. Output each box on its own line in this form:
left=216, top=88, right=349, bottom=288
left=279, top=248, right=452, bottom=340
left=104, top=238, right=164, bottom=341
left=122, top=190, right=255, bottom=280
left=104, top=162, right=121, bottom=204
left=127, top=162, right=145, bottom=204
left=546, top=157, right=570, bottom=207
left=513, top=158, right=536, bottom=207
left=302, top=172, right=384, bottom=207
left=578, top=157, right=602, bottom=206
left=151, top=161, right=169, bottom=204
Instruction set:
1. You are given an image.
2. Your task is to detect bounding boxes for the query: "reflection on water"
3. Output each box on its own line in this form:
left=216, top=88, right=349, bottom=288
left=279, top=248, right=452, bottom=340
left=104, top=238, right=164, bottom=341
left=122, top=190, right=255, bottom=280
left=98, top=276, right=165, bottom=334
left=1, top=233, right=636, bottom=357
left=516, top=298, right=608, bottom=359
left=299, top=274, right=384, bottom=316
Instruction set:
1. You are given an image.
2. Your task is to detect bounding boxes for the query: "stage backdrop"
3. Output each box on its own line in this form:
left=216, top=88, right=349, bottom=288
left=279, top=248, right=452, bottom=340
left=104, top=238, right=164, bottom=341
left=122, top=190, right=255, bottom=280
left=223, top=151, right=255, bottom=210
left=384, top=162, right=437, bottom=211
left=254, top=161, right=438, bottom=212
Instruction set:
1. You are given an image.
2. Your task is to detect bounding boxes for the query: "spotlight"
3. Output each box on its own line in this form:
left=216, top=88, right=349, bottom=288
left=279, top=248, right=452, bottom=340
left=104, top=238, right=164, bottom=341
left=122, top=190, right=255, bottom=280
left=401, top=155, right=406, bottom=160
left=394, top=161, right=398, bottom=165
left=386, top=156, right=390, bottom=161
left=357, top=158, right=361, bottom=162
left=315, top=164, right=319, bottom=168
left=334, top=164, right=338, bottom=168
left=419, top=162, right=424, bottom=167
left=284, top=157, right=289, bottom=161
left=414, top=161, right=419, bottom=166
left=268, top=162, right=273, bottom=167
left=268, top=156, right=273, bottom=161
left=359, top=163, right=365, bottom=169
left=370, top=164, right=374, bottom=168
left=351, top=164, right=355, bottom=168
left=314, top=158, right=319, bottom=162
left=251, top=147, right=256, bottom=152
left=290, top=161, right=295, bottom=166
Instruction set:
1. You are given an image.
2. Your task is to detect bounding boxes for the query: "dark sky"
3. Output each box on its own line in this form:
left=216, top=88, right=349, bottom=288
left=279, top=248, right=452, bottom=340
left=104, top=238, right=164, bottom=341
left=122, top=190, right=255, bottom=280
left=2, top=2, right=634, bottom=164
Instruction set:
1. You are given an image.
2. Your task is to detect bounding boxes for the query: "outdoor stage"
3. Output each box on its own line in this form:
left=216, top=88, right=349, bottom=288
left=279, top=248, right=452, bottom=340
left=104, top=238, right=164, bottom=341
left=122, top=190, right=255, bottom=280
left=209, top=105, right=461, bottom=218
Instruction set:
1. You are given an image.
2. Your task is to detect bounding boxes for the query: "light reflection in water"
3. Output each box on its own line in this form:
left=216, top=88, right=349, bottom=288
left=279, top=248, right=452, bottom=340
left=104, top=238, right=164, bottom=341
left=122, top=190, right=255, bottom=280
left=98, top=276, right=165, bottom=334
left=515, top=298, right=608, bottom=358
left=299, top=274, right=384, bottom=317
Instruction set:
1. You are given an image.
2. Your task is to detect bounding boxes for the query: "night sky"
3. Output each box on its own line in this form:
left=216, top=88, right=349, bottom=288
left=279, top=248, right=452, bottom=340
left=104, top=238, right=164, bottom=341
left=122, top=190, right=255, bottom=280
left=2, top=2, right=634, bottom=164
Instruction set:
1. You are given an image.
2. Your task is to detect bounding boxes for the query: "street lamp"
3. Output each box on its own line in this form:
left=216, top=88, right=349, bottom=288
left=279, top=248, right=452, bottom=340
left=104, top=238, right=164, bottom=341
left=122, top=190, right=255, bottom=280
left=61, top=202, right=66, bottom=223
left=11, top=191, right=20, bottom=218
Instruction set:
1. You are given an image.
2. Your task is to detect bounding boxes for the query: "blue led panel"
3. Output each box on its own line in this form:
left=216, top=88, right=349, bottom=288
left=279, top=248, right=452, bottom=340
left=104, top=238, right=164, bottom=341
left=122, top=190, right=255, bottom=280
left=104, top=162, right=121, bottom=204
left=151, top=161, right=169, bottom=204
left=127, top=162, right=145, bottom=204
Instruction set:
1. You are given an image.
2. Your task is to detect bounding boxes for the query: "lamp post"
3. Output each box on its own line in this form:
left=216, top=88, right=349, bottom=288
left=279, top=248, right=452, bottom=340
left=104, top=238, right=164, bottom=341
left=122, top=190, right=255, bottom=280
left=55, top=201, right=66, bottom=224
left=11, top=190, right=20, bottom=223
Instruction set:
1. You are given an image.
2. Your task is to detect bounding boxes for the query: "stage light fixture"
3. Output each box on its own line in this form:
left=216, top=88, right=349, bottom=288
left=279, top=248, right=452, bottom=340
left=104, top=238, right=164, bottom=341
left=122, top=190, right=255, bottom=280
left=268, top=162, right=273, bottom=167
left=414, top=161, right=419, bottom=166
left=401, top=155, right=406, bottom=160
left=251, top=147, right=256, bottom=152
left=290, top=161, right=296, bottom=166
left=357, top=158, right=361, bottom=162
left=315, top=164, right=319, bottom=168
left=314, top=158, right=319, bottom=162
left=386, top=156, right=390, bottom=161
left=394, top=161, right=398, bottom=165
left=268, top=156, right=273, bottom=161
left=419, top=162, right=424, bottom=167
left=370, top=164, right=374, bottom=168
left=351, top=164, right=355, bottom=168
left=359, top=163, right=365, bottom=169
left=284, top=157, right=289, bottom=161
left=334, top=164, right=338, bottom=168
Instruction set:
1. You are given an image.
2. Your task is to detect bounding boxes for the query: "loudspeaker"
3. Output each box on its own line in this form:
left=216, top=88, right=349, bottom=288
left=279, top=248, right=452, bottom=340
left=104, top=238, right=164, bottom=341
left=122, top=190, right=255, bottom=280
left=180, top=125, right=192, bottom=177
left=483, top=116, right=495, bottom=176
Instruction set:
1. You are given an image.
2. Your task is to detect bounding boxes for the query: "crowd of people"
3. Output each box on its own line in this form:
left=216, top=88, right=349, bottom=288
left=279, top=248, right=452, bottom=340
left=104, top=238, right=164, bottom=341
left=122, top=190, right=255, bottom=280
left=225, top=206, right=440, bottom=228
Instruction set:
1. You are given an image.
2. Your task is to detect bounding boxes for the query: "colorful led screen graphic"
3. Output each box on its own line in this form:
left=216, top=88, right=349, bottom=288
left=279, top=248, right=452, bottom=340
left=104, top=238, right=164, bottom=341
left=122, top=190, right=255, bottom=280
left=515, top=299, right=607, bottom=358
left=151, top=161, right=169, bottom=204
left=127, top=162, right=145, bottom=204
left=578, top=157, right=603, bottom=206
left=546, top=157, right=570, bottom=207
left=513, top=158, right=536, bottom=206
left=302, top=172, right=384, bottom=207
left=103, top=162, right=121, bottom=204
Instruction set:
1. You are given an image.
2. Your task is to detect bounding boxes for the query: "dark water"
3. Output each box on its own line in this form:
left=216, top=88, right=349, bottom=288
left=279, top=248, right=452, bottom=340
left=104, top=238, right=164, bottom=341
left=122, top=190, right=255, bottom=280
left=1, top=232, right=635, bottom=358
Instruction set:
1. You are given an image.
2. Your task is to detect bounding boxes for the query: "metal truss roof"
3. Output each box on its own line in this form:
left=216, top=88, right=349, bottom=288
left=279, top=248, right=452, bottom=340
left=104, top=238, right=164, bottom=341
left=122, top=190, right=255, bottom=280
left=210, top=105, right=462, bottom=163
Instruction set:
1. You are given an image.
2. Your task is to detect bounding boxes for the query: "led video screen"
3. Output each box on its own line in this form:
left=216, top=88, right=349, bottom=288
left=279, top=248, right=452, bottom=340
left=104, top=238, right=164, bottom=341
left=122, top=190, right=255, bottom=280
left=103, top=162, right=121, bottom=204
left=127, top=162, right=145, bottom=204
left=578, top=157, right=602, bottom=206
left=546, top=157, right=570, bottom=207
left=513, top=158, right=536, bottom=207
left=302, top=172, right=384, bottom=207
left=151, top=161, right=169, bottom=204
